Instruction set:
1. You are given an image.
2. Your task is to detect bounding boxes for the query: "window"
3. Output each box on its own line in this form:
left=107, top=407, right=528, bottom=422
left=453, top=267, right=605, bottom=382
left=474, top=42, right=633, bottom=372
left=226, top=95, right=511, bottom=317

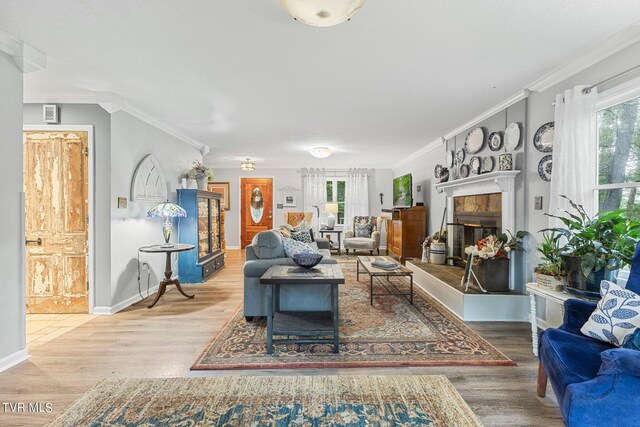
left=596, top=96, right=640, bottom=212
left=326, top=178, right=346, bottom=224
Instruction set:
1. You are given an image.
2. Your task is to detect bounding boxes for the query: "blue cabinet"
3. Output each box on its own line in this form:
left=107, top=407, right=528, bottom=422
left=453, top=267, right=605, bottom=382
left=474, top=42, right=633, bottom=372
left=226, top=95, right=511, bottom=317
left=177, top=189, right=224, bottom=283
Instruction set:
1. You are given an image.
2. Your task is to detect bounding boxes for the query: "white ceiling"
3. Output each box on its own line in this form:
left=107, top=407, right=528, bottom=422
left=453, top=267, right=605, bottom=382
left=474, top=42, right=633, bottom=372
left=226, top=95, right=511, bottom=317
left=2, top=1, right=640, bottom=168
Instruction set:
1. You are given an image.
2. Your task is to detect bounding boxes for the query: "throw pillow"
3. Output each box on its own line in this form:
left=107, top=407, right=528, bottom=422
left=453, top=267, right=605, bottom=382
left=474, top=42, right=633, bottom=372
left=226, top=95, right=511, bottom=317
left=291, top=222, right=313, bottom=244
left=581, top=280, right=640, bottom=346
left=622, top=329, right=640, bottom=351
left=282, top=237, right=319, bottom=258
left=355, top=223, right=374, bottom=238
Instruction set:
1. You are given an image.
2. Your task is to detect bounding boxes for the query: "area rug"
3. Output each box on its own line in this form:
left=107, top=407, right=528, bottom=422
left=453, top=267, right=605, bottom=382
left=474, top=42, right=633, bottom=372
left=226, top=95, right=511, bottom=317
left=49, top=375, right=483, bottom=426
left=192, top=264, right=514, bottom=370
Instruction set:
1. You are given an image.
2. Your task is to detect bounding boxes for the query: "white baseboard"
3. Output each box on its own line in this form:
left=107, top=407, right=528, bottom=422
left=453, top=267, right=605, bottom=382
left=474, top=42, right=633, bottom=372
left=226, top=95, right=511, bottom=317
left=93, top=285, right=160, bottom=315
left=0, top=349, right=30, bottom=373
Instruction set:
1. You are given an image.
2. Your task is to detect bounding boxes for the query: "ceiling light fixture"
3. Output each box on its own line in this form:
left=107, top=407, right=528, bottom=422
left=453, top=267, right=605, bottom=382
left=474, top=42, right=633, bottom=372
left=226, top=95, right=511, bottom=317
left=310, top=147, right=333, bottom=158
left=278, top=0, right=367, bottom=27
left=240, top=158, right=256, bottom=171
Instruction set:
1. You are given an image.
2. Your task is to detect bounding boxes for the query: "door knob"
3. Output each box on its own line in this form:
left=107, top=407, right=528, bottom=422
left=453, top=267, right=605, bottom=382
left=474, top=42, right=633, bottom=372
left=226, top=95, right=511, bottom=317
left=26, top=238, right=42, bottom=246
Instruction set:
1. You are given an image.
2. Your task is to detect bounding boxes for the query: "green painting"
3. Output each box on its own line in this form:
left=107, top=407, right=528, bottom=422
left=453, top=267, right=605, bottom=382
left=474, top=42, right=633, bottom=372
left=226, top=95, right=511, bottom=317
left=393, top=174, right=412, bottom=207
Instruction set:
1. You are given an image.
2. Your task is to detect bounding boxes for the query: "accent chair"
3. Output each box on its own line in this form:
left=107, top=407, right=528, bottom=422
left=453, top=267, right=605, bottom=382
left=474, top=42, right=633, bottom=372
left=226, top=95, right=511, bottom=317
left=343, top=216, right=383, bottom=255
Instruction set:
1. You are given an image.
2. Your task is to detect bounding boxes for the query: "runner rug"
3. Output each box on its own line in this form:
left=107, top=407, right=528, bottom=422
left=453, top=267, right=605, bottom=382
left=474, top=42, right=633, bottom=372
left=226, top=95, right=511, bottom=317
left=49, top=375, right=482, bottom=426
left=193, top=263, right=514, bottom=370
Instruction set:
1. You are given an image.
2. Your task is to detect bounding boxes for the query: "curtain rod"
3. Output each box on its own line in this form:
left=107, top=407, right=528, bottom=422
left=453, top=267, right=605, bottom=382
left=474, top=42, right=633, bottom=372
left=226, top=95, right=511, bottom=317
left=582, top=63, right=640, bottom=94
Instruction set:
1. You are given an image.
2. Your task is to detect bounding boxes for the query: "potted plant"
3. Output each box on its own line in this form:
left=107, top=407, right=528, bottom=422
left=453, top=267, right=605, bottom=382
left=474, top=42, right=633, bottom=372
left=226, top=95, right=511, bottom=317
left=187, top=161, right=213, bottom=190
left=545, top=196, right=640, bottom=299
left=534, top=231, right=566, bottom=291
left=465, top=230, right=528, bottom=292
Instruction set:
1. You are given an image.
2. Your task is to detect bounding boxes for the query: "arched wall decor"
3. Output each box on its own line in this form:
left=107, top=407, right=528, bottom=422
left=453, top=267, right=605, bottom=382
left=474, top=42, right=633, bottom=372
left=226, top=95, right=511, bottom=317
left=131, top=154, right=168, bottom=202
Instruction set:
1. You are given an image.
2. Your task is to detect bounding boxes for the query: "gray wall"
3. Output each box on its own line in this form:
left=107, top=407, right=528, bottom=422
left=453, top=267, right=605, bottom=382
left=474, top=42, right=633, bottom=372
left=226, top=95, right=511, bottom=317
left=24, top=103, right=112, bottom=308
left=0, top=51, right=25, bottom=363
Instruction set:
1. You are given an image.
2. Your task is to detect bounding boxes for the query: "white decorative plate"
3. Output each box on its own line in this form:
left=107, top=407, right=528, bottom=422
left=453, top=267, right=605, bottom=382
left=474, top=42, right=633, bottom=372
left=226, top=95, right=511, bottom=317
left=504, top=123, right=521, bottom=150
left=469, top=156, right=481, bottom=175
left=446, top=150, right=454, bottom=168
left=488, top=132, right=502, bottom=151
left=459, top=164, right=470, bottom=178
left=456, top=148, right=466, bottom=163
left=533, top=122, right=555, bottom=153
left=464, top=128, right=485, bottom=154
left=434, top=164, right=443, bottom=179
left=482, top=156, right=494, bottom=173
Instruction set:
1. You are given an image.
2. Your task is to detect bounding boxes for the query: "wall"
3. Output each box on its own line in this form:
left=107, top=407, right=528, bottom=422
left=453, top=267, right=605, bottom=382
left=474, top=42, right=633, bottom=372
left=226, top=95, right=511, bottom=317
left=23, top=103, right=112, bottom=308
left=212, top=167, right=394, bottom=248
left=110, top=111, right=202, bottom=306
left=0, top=51, right=26, bottom=367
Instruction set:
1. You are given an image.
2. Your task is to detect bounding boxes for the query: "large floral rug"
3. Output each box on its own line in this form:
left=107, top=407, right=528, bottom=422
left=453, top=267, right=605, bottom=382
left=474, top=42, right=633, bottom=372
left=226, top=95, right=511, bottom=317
left=192, top=263, right=514, bottom=370
left=49, top=375, right=482, bottom=426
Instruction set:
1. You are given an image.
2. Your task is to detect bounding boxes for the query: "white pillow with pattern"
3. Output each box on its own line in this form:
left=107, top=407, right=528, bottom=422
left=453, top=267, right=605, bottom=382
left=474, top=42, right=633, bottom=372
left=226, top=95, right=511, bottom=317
left=282, top=237, right=318, bottom=258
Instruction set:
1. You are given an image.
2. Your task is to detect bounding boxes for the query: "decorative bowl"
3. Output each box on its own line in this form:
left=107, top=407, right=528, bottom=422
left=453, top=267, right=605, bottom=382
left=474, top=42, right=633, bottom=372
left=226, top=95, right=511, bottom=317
left=292, top=253, right=323, bottom=269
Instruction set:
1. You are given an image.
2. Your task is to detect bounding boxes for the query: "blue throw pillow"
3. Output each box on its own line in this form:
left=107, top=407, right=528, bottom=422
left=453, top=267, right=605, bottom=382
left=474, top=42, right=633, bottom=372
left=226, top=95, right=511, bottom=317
left=622, top=329, right=640, bottom=351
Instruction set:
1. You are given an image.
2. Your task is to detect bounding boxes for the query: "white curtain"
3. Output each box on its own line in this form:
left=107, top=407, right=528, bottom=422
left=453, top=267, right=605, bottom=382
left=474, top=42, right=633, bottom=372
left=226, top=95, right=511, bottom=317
left=548, top=85, right=598, bottom=228
left=344, top=171, right=369, bottom=229
left=302, top=168, right=326, bottom=231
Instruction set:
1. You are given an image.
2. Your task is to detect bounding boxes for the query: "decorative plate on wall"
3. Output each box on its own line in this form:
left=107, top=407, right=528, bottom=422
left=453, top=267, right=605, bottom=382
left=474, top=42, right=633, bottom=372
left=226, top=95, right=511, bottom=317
left=469, top=156, right=481, bottom=175
left=439, top=168, right=450, bottom=183
left=446, top=150, right=455, bottom=168
left=459, top=164, right=470, bottom=178
left=533, top=122, right=555, bottom=152
left=504, top=123, right=521, bottom=150
left=488, top=132, right=503, bottom=151
left=538, top=155, right=553, bottom=181
left=464, top=128, right=485, bottom=154
left=456, top=148, right=466, bottom=163
left=482, top=156, right=495, bottom=173
left=434, top=164, right=443, bottom=179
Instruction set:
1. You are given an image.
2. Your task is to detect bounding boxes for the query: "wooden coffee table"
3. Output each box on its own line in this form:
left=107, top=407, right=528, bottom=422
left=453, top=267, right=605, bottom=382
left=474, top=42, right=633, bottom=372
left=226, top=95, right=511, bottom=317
left=356, top=256, right=414, bottom=305
left=260, top=264, right=345, bottom=354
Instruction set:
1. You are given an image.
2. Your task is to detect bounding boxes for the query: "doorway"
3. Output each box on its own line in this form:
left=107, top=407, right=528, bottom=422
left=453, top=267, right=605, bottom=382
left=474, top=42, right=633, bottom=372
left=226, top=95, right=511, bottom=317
left=23, top=127, right=94, bottom=315
left=240, top=178, right=273, bottom=248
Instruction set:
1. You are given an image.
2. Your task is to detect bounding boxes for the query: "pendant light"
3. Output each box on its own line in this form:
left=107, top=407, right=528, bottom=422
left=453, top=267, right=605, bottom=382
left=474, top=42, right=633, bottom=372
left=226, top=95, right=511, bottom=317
left=278, top=0, right=367, bottom=27
left=240, top=158, right=256, bottom=171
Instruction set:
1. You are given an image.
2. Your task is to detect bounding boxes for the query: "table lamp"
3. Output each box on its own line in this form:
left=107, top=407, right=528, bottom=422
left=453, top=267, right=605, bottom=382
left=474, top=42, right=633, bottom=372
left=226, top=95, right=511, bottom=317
left=147, top=201, right=187, bottom=247
left=325, top=203, right=339, bottom=229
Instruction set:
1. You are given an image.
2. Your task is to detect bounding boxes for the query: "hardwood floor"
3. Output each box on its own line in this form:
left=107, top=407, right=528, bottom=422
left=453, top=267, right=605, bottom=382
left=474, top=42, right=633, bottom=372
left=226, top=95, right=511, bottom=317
left=0, top=250, right=563, bottom=426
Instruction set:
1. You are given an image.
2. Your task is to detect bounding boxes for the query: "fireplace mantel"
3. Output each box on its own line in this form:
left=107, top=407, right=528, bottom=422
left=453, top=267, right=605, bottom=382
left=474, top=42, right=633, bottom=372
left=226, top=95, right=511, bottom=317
left=434, top=170, right=520, bottom=197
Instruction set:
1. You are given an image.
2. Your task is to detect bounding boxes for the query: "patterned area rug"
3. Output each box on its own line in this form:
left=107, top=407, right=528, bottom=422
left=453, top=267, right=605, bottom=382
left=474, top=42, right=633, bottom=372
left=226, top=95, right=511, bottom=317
left=49, top=375, right=483, bottom=426
left=192, top=264, right=514, bottom=370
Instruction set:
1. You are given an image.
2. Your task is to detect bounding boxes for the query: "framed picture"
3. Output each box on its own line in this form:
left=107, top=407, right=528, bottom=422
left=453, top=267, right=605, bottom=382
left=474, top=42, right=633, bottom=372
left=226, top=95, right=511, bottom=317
left=283, top=193, right=297, bottom=207
left=208, top=182, right=230, bottom=210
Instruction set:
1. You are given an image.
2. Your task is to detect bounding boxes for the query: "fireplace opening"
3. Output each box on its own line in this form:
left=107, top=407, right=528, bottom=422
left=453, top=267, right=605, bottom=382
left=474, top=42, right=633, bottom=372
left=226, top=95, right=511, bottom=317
left=447, top=193, right=502, bottom=267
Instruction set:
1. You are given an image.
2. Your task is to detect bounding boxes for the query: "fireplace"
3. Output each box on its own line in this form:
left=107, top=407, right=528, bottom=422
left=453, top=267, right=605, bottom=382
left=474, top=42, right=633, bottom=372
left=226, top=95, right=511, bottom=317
left=447, top=193, right=502, bottom=266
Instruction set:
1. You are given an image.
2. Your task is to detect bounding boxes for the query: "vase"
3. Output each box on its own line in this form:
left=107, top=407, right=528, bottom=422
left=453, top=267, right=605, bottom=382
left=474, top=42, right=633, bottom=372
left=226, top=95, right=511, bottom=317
left=472, top=258, right=510, bottom=292
left=196, top=177, right=208, bottom=190
left=429, top=242, right=446, bottom=265
left=499, top=153, right=513, bottom=171
left=421, top=249, right=429, bottom=263
left=563, top=255, right=617, bottom=300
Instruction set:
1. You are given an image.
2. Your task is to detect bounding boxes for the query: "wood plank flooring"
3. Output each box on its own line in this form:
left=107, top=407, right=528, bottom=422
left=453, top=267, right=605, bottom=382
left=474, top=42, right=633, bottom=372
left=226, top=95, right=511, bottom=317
left=0, top=250, right=563, bottom=426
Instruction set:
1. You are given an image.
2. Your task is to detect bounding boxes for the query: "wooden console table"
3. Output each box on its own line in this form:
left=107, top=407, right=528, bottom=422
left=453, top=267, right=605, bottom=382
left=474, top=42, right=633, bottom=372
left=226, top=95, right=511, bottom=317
left=139, top=244, right=195, bottom=308
left=260, top=264, right=344, bottom=354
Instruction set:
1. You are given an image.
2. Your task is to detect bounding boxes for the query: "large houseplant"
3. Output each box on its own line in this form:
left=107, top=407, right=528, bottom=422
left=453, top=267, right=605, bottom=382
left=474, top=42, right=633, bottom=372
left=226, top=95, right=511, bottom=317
left=534, top=231, right=566, bottom=291
left=545, top=196, right=640, bottom=298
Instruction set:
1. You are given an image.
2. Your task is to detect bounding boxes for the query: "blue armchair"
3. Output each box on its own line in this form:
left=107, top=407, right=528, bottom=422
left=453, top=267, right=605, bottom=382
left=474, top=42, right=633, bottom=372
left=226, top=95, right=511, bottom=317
left=538, top=243, right=640, bottom=427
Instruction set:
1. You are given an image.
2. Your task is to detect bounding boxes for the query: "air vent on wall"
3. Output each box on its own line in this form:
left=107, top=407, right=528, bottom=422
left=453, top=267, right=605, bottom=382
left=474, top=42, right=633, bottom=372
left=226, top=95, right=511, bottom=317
left=43, top=104, right=58, bottom=123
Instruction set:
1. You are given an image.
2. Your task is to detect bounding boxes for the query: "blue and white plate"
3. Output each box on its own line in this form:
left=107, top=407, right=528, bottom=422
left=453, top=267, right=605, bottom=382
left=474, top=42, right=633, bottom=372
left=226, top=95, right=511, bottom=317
left=488, top=132, right=502, bottom=151
left=538, top=155, right=552, bottom=181
left=533, top=122, right=555, bottom=153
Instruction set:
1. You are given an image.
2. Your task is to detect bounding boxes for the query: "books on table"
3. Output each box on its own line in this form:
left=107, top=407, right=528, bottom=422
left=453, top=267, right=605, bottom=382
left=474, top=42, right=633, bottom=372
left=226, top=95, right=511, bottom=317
left=371, top=258, right=400, bottom=270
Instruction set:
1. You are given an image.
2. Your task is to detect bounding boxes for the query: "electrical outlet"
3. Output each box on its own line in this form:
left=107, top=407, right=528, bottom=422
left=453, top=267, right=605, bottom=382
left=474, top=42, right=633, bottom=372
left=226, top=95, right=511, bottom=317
left=534, top=196, right=543, bottom=210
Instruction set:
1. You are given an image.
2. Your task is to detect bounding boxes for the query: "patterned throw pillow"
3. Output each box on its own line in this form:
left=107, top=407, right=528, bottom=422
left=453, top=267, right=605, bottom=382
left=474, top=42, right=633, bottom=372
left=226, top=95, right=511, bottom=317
left=291, top=222, right=313, bottom=243
left=581, top=280, right=640, bottom=346
left=282, top=237, right=318, bottom=258
left=355, top=223, right=374, bottom=238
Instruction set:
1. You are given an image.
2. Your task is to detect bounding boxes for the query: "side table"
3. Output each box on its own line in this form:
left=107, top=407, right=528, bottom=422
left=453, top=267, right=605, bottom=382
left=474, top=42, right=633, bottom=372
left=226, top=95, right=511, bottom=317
left=526, top=282, right=575, bottom=356
left=139, top=244, right=196, bottom=308
left=319, top=229, right=342, bottom=254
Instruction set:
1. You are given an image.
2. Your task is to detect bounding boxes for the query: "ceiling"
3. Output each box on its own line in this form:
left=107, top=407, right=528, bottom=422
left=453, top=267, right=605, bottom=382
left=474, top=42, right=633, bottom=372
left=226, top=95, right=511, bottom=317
left=2, top=1, right=640, bottom=168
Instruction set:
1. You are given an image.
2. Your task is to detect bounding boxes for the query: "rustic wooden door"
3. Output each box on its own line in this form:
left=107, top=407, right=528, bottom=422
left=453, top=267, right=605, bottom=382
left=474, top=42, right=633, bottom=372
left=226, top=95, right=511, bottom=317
left=240, top=178, right=273, bottom=248
left=24, top=131, right=89, bottom=313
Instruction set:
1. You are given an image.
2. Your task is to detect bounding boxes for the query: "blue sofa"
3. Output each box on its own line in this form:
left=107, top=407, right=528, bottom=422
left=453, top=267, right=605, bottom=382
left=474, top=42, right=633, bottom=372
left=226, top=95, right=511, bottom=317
left=538, top=243, right=640, bottom=427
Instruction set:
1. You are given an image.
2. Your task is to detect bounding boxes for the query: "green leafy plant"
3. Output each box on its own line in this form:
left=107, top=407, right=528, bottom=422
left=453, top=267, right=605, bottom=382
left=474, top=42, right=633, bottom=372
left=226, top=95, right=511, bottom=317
left=187, top=160, right=213, bottom=181
left=534, top=231, right=566, bottom=278
left=544, top=195, right=640, bottom=277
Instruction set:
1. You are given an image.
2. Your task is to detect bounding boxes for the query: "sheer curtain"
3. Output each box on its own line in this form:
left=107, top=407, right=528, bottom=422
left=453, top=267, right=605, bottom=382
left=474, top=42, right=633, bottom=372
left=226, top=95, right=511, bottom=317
left=302, top=168, right=326, bottom=231
left=344, top=170, right=369, bottom=229
left=548, top=85, right=598, bottom=228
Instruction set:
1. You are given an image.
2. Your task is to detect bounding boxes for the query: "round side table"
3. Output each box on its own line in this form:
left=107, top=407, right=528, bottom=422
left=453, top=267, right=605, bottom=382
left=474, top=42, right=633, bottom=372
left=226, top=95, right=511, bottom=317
left=139, top=244, right=195, bottom=308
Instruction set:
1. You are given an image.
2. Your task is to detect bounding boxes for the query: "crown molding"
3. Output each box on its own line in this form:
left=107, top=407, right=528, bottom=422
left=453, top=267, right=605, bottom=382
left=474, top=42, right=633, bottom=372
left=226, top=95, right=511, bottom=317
left=0, top=31, right=46, bottom=73
left=24, top=91, right=209, bottom=154
left=393, top=137, right=444, bottom=170
left=527, top=21, right=640, bottom=93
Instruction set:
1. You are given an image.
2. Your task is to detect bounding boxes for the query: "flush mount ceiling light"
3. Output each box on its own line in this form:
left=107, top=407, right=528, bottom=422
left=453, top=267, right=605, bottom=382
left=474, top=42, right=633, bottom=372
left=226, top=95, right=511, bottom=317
left=240, top=158, right=256, bottom=171
left=278, top=0, right=367, bottom=27
left=310, top=147, right=333, bottom=158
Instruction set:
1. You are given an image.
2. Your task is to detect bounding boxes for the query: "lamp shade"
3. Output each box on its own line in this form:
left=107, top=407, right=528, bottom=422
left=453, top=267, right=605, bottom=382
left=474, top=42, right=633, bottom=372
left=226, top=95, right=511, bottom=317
left=147, top=202, right=187, bottom=218
left=325, top=203, right=339, bottom=213
left=279, top=0, right=367, bottom=27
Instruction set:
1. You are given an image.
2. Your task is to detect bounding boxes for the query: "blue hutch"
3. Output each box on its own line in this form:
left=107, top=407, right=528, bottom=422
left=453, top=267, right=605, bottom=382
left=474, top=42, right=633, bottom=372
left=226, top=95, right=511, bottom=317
left=177, top=189, right=225, bottom=283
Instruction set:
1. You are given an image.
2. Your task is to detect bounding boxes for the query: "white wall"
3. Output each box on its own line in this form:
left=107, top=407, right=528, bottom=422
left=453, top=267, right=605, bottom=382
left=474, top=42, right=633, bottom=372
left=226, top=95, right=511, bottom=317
left=0, top=51, right=26, bottom=367
left=212, top=167, right=394, bottom=248
left=110, top=111, right=202, bottom=307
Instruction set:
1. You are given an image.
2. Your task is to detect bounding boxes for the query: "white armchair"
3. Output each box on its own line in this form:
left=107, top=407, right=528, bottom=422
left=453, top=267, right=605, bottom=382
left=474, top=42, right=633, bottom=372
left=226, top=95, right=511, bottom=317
left=344, top=216, right=383, bottom=255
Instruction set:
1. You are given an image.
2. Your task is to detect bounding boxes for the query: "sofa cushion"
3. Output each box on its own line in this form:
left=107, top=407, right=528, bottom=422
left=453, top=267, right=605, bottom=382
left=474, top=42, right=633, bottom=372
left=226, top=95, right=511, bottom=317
left=540, top=328, right=613, bottom=401
left=355, top=222, right=374, bottom=238
left=251, top=230, right=285, bottom=259
left=344, top=237, right=376, bottom=250
left=282, top=236, right=318, bottom=258
left=581, top=280, right=640, bottom=346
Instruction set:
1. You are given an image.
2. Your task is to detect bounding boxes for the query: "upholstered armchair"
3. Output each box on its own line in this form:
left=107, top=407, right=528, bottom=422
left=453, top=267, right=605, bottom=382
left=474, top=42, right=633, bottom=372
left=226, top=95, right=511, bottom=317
left=283, top=211, right=330, bottom=250
left=344, top=216, right=383, bottom=255
left=537, top=242, right=640, bottom=427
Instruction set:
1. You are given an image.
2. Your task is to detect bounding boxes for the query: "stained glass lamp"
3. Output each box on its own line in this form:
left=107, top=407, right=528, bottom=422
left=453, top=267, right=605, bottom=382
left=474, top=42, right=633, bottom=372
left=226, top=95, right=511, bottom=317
left=147, top=202, right=187, bottom=247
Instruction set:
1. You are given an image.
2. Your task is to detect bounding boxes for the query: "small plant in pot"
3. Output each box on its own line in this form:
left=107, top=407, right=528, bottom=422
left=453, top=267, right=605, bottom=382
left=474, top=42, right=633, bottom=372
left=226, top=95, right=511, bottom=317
left=533, top=231, right=566, bottom=291
left=545, top=196, right=640, bottom=299
left=187, top=161, right=213, bottom=190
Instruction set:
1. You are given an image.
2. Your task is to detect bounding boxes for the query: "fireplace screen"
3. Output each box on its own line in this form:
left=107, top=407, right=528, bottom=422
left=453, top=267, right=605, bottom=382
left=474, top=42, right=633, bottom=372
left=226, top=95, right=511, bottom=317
left=447, top=223, right=498, bottom=266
